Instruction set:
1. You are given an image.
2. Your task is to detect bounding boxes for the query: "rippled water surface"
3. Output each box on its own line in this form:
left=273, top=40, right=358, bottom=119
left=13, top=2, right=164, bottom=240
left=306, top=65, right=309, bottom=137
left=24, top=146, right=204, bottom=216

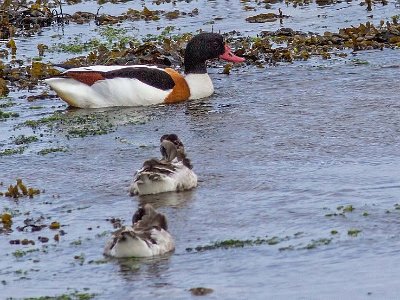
left=1, top=1, right=400, bottom=299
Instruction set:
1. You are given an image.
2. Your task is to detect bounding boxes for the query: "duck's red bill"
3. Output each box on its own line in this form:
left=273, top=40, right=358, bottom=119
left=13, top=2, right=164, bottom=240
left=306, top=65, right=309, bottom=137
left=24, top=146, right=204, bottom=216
left=219, top=45, right=245, bottom=63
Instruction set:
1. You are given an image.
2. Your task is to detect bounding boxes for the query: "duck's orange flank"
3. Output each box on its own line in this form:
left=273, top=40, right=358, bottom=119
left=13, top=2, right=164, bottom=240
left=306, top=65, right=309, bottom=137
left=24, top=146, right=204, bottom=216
left=67, top=71, right=105, bottom=86
left=164, top=68, right=190, bottom=103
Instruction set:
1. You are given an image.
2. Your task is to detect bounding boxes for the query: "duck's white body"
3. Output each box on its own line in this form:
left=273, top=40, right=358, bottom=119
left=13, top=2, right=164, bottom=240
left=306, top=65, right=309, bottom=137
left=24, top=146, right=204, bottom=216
left=130, top=160, right=198, bottom=196
left=104, top=225, right=174, bottom=258
left=185, top=73, right=214, bottom=100
left=45, top=65, right=214, bottom=108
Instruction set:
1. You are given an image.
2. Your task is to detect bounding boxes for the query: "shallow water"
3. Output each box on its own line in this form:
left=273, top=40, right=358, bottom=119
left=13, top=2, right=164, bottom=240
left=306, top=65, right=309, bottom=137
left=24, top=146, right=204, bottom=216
left=1, top=1, right=400, bottom=299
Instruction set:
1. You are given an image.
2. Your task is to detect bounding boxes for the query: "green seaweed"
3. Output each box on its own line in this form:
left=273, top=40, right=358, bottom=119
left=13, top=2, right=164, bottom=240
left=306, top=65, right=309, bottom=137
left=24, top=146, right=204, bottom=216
left=19, top=290, right=96, bottom=300
left=13, top=135, right=38, bottom=145
left=351, top=59, right=369, bottom=65
left=50, top=26, right=135, bottom=54
left=70, top=239, right=82, bottom=246
left=23, top=113, right=64, bottom=128
left=51, top=37, right=103, bottom=54
left=21, top=112, right=116, bottom=138
left=187, top=236, right=287, bottom=252
left=67, top=126, right=111, bottom=138
left=303, top=238, right=332, bottom=249
left=0, top=146, right=26, bottom=156
left=12, top=248, right=40, bottom=258
left=0, top=110, right=19, bottom=120
left=38, top=147, right=67, bottom=155
left=0, top=101, right=15, bottom=108
left=348, top=228, right=362, bottom=237
left=88, top=259, right=108, bottom=265
left=342, top=205, right=355, bottom=213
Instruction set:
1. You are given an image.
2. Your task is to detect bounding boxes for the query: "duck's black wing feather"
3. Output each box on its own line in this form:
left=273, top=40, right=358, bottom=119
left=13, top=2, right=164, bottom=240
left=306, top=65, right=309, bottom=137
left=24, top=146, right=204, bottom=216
left=65, top=67, right=175, bottom=90
left=104, top=67, right=175, bottom=90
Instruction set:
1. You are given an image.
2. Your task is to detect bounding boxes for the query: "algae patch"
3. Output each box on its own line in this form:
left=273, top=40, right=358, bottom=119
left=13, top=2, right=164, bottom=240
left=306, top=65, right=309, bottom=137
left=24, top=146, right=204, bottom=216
left=38, top=147, right=68, bottom=155
left=302, top=238, right=332, bottom=250
left=0, top=146, right=26, bottom=156
left=0, top=109, right=19, bottom=120
left=348, top=228, right=362, bottom=237
left=13, top=135, right=39, bottom=145
left=189, top=287, right=214, bottom=296
left=21, top=111, right=116, bottom=138
left=12, top=248, right=40, bottom=258
left=18, top=290, right=96, bottom=300
left=187, top=236, right=289, bottom=252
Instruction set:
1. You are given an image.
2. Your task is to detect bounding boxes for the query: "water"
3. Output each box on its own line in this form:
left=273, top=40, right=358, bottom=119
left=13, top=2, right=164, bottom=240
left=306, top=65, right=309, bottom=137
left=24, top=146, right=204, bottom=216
left=1, top=1, right=400, bottom=299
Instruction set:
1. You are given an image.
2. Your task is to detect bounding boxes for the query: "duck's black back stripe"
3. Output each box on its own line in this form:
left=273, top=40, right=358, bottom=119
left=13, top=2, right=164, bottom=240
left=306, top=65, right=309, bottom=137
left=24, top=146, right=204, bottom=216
left=104, top=67, right=175, bottom=90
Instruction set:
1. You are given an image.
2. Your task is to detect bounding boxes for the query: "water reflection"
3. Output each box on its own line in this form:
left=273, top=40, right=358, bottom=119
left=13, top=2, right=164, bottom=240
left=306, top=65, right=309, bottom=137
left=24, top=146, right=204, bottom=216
left=135, top=190, right=195, bottom=209
left=63, top=105, right=156, bottom=126
left=114, top=254, right=173, bottom=282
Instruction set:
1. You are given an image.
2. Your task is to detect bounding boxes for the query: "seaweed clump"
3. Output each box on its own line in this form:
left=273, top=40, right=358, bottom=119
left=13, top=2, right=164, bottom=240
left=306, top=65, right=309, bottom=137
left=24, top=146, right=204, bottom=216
left=3, top=179, right=40, bottom=199
left=234, top=20, right=400, bottom=64
left=0, top=0, right=65, bottom=39
left=0, top=212, right=13, bottom=231
left=186, top=236, right=285, bottom=252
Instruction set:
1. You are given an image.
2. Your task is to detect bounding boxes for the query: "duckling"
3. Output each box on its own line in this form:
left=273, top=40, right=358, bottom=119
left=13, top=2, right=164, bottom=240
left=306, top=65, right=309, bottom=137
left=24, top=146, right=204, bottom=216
left=104, top=204, right=174, bottom=258
left=129, top=134, right=197, bottom=195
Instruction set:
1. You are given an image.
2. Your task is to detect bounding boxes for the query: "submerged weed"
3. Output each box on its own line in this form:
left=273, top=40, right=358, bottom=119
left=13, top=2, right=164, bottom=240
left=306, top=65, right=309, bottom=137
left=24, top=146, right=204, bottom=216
left=21, top=290, right=96, bottom=300
left=38, top=147, right=67, bottom=155
left=302, top=238, right=332, bottom=250
left=22, top=113, right=64, bottom=128
left=0, top=146, right=26, bottom=156
left=51, top=37, right=103, bottom=54
left=0, top=101, right=15, bottom=108
left=342, top=205, right=355, bottom=213
left=13, top=135, right=38, bottom=145
left=12, top=248, right=40, bottom=258
left=351, top=59, right=369, bottom=65
left=189, top=287, right=214, bottom=296
left=0, top=110, right=19, bottom=120
left=88, top=259, right=108, bottom=265
left=187, top=236, right=287, bottom=252
left=21, top=112, right=116, bottom=138
left=348, top=228, right=362, bottom=237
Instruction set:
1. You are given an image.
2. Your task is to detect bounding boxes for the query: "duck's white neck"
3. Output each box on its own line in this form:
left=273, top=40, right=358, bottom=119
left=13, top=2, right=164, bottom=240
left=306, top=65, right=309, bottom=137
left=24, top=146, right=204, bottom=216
left=185, top=74, right=214, bottom=100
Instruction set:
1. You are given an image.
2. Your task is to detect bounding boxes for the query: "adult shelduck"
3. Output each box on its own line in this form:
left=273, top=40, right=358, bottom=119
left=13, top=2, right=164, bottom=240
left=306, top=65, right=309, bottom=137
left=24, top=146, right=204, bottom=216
left=129, top=134, right=197, bottom=195
left=104, top=204, right=174, bottom=258
left=45, top=33, right=245, bottom=108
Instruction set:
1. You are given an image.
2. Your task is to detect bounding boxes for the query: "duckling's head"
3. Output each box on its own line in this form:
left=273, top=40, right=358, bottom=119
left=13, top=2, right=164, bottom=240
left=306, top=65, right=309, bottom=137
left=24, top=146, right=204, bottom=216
left=160, top=133, right=189, bottom=163
left=132, top=204, right=168, bottom=231
left=160, top=139, right=178, bottom=162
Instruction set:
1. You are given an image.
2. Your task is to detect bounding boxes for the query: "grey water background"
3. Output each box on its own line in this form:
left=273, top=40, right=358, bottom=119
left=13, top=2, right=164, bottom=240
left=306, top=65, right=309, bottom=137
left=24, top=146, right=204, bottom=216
left=1, top=0, right=400, bottom=299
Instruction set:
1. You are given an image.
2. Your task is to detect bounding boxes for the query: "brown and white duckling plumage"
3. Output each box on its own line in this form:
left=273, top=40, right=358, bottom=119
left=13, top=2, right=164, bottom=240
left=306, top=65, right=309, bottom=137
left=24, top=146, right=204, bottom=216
left=104, top=204, right=174, bottom=258
left=45, top=33, right=245, bottom=108
left=129, top=134, right=197, bottom=196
